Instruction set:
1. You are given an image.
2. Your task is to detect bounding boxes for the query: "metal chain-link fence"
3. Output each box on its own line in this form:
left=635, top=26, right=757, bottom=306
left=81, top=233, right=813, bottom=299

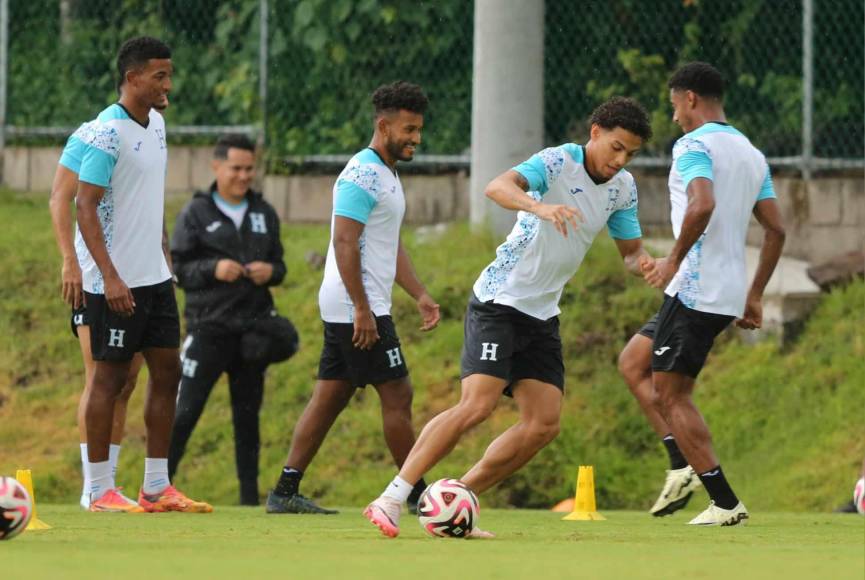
left=2, top=0, right=862, bottom=170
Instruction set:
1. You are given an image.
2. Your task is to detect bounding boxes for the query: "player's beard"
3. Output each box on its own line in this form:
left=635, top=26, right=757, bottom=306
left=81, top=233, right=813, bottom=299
left=387, top=139, right=416, bottom=162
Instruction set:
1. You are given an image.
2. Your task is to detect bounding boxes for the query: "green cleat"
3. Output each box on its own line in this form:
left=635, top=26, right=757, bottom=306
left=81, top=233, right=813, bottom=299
left=265, top=490, right=338, bottom=514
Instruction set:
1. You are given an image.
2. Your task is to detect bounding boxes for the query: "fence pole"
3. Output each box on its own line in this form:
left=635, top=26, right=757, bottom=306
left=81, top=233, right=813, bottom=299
left=801, top=0, right=813, bottom=179
left=0, top=0, right=8, bottom=184
left=259, top=0, right=268, bottom=149
left=470, top=0, right=544, bottom=236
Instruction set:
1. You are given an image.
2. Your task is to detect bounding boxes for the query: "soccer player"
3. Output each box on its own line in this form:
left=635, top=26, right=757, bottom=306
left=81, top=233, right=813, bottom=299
left=364, top=96, right=654, bottom=538
left=75, top=36, right=211, bottom=513
left=635, top=62, right=785, bottom=525
left=50, top=126, right=145, bottom=509
left=266, top=82, right=439, bottom=515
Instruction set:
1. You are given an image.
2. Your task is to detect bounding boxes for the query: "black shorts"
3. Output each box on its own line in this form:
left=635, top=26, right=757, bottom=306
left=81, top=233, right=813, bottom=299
left=651, top=294, right=733, bottom=379
left=460, top=293, right=564, bottom=396
left=317, top=315, right=408, bottom=388
left=84, top=279, right=181, bottom=362
left=70, top=305, right=89, bottom=338
left=637, top=313, right=658, bottom=339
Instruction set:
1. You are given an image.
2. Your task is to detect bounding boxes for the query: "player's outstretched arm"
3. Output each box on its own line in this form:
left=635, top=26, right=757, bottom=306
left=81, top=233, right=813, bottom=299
left=333, top=216, right=379, bottom=349
left=76, top=181, right=135, bottom=316
left=646, top=177, right=715, bottom=289
left=484, top=170, right=582, bottom=238
left=737, top=198, right=785, bottom=330
left=395, top=239, right=439, bottom=331
left=49, top=164, right=83, bottom=308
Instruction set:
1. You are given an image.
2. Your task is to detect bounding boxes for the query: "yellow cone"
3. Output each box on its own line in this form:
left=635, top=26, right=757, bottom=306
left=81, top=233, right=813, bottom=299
left=15, top=469, right=51, bottom=530
left=561, top=465, right=606, bottom=521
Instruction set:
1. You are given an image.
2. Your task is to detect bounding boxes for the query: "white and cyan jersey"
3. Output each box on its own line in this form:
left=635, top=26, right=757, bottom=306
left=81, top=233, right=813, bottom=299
left=319, top=148, right=406, bottom=323
left=60, top=104, right=170, bottom=294
left=665, top=123, right=777, bottom=317
left=473, top=144, right=642, bottom=321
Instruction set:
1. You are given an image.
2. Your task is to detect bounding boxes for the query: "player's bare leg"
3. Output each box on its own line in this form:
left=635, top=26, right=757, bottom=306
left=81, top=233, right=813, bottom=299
left=619, top=335, right=668, bottom=437
left=267, top=379, right=353, bottom=514
left=654, top=370, right=747, bottom=525
left=373, top=377, right=417, bottom=468
left=364, top=374, right=503, bottom=537
left=461, top=379, right=561, bottom=494
left=620, top=334, right=699, bottom=516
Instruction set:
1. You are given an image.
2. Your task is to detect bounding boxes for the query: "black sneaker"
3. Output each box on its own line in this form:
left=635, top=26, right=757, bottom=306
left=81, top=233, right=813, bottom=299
left=265, top=490, right=338, bottom=514
left=834, top=499, right=858, bottom=513
left=407, top=484, right=425, bottom=516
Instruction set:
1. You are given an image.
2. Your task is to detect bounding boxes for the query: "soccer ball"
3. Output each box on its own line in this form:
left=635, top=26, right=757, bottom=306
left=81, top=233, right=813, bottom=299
left=0, top=477, right=33, bottom=540
left=854, top=477, right=865, bottom=516
left=417, top=478, right=479, bottom=538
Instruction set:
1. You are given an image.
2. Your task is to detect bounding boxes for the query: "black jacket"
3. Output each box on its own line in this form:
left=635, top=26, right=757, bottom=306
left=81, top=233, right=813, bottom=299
left=171, top=184, right=286, bottom=334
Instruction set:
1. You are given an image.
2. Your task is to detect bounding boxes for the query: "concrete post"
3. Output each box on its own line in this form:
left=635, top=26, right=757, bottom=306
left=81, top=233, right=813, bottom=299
left=470, top=0, right=544, bottom=236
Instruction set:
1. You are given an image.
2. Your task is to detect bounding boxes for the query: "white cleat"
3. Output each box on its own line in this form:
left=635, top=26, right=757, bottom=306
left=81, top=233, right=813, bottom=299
left=363, top=496, right=402, bottom=538
left=650, top=466, right=701, bottom=517
left=688, top=501, right=749, bottom=526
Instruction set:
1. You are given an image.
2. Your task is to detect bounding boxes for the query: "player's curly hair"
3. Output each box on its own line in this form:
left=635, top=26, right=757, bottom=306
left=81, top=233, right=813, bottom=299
left=372, top=81, right=429, bottom=116
left=668, top=62, right=725, bottom=99
left=589, top=96, right=652, bottom=141
left=116, top=36, right=172, bottom=91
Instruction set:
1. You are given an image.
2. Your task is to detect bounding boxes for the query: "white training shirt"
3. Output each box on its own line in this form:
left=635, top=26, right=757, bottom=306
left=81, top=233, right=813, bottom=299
left=212, top=192, right=249, bottom=230
left=319, top=148, right=406, bottom=323
left=60, top=104, right=171, bottom=293
left=473, top=144, right=642, bottom=321
left=665, top=122, right=777, bottom=317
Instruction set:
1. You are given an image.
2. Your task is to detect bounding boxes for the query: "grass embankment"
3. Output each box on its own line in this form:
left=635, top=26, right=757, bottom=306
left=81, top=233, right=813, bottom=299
left=0, top=188, right=863, bottom=512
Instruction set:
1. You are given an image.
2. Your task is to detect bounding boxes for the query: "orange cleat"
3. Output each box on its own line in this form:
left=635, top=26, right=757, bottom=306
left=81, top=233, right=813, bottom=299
left=89, top=488, right=146, bottom=513
left=138, top=485, right=213, bottom=513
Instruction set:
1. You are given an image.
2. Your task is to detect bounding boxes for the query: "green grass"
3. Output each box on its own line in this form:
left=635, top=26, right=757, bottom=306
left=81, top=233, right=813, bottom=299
left=4, top=505, right=863, bottom=579
left=0, top=188, right=863, bottom=513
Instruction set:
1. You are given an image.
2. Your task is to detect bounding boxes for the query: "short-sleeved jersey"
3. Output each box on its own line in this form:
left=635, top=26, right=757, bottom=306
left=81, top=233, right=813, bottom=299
left=665, top=122, right=777, bottom=317
left=473, top=144, right=642, bottom=321
left=319, top=148, right=406, bottom=323
left=63, top=104, right=171, bottom=294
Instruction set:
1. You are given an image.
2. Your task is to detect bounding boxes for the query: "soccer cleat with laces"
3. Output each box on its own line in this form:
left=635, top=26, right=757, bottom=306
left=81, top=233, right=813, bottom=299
left=265, top=490, right=338, bottom=514
left=89, top=488, right=146, bottom=513
left=138, top=485, right=213, bottom=513
left=688, top=501, right=749, bottom=526
left=650, top=466, right=701, bottom=517
left=363, top=496, right=402, bottom=538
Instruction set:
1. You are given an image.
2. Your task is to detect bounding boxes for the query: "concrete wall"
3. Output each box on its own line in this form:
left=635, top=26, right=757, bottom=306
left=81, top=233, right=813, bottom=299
left=4, top=146, right=863, bottom=263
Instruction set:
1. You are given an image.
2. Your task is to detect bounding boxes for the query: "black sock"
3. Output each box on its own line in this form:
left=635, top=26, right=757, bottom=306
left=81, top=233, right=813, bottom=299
left=274, top=467, right=302, bottom=497
left=408, top=478, right=427, bottom=503
left=698, top=465, right=739, bottom=510
left=662, top=434, right=688, bottom=470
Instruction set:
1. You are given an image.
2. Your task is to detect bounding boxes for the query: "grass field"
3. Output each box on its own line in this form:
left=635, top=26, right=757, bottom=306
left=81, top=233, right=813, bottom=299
left=4, top=504, right=864, bottom=579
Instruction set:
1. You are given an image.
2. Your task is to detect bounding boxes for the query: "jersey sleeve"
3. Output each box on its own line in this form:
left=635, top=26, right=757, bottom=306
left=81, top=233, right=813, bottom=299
left=607, top=178, right=642, bottom=240
left=333, top=165, right=381, bottom=224
left=58, top=124, right=92, bottom=174
left=512, top=147, right=565, bottom=196
left=756, top=164, right=777, bottom=201
left=674, top=138, right=713, bottom=191
left=78, top=124, right=121, bottom=188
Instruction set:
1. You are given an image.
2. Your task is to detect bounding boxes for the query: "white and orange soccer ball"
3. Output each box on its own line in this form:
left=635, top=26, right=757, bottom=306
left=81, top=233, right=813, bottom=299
left=854, top=477, right=865, bottom=516
left=417, top=478, right=479, bottom=538
left=0, top=476, right=32, bottom=540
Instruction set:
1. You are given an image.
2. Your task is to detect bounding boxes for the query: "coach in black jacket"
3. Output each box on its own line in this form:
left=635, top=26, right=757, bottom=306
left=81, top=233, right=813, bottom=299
left=168, top=134, right=289, bottom=505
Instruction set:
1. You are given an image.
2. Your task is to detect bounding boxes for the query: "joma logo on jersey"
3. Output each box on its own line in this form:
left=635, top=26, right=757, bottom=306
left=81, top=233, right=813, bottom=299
left=108, top=329, right=126, bottom=348
left=249, top=213, right=267, bottom=234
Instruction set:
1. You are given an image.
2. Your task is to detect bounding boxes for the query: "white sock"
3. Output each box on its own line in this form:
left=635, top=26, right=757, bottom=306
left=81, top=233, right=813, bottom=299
left=382, top=476, right=413, bottom=503
left=109, top=444, right=122, bottom=478
left=89, top=461, right=114, bottom=500
left=80, top=444, right=90, bottom=497
left=142, top=458, right=170, bottom=495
